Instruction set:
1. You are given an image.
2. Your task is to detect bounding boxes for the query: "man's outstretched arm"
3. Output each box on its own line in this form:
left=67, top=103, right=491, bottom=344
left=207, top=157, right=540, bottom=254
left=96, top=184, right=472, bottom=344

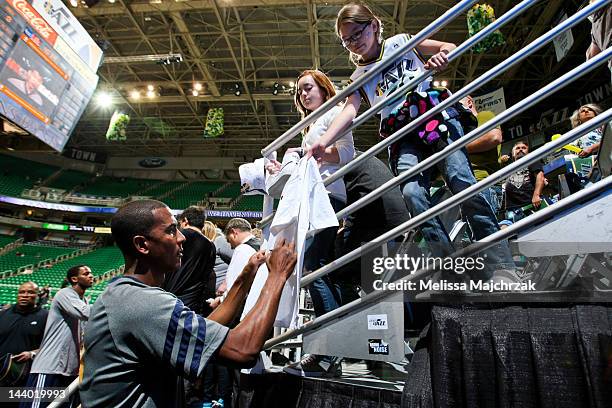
left=206, top=250, right=265, bottom=326
left=217, top=239, right=297, bottom=366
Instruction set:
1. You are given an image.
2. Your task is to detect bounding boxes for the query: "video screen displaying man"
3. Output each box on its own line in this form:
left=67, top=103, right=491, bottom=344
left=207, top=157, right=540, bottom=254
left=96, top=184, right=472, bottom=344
left=0, top=41, right=66, bottom=118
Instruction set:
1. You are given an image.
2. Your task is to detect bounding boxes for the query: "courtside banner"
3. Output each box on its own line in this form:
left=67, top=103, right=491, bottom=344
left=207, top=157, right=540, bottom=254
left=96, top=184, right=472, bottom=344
left=0, top=195, right=263, bottom=218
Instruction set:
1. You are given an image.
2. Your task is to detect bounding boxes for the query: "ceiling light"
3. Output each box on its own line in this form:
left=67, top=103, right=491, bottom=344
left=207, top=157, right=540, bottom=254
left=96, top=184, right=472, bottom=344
left=96, top=91, right=113, bottom=107
left=130, top=90, right=140, bottom=99
left=234, top=83, right=241, bottom=96
left=433, top=80, right=440, bottom=87
left=69, top=0, right=78, bottom=6
left=194, top=82, right=202, bottom=91
left=147, top=84, right=154, bottom=91
left=108, top=0, right=116, bottom=3
left=440, top=80, right=448, bottom=87
left=289, top=81, right=295, bottom=87
left=192, top=89, right=199, bottom=97
left=146, top=90, right=156, bottom=98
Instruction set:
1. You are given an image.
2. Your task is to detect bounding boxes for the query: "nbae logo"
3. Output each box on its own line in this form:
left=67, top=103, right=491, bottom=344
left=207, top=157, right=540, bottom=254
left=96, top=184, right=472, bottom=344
left=368, top=339, right=389, bottom=355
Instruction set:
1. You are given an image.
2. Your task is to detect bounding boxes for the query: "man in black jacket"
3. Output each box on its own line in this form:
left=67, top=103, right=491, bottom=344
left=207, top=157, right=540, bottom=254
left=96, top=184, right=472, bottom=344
left=163, top=206, right=217, bottom=317
left=0, top=281, right=48, bottom=386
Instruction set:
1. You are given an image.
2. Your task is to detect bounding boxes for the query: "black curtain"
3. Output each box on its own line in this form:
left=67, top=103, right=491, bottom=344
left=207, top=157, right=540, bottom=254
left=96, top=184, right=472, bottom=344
left=402, top=304, right=612, bottom=408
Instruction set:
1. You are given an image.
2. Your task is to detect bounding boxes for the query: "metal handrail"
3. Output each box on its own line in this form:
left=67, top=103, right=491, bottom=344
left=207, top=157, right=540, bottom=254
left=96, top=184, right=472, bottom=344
left=259, top=0, right=611, bottom=228
left=301, top=106, right=612, bottom=287
left=264, top=175, right=612, bottom=350
left=260, top=0, right=477, bottom=157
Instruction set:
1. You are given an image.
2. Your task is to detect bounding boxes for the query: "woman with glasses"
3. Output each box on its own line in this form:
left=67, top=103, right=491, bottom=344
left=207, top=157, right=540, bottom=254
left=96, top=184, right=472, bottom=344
left=570, top=103, right=604, bottom=157
left=307, top=3, right=514, bottom=273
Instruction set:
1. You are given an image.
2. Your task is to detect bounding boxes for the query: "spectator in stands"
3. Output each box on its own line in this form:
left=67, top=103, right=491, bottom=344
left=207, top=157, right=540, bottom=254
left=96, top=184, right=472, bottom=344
left=80, top=199, right=297, bottom=408
left=251, top=228, right=263, bottom=240
left=570, top=104, right=604, bottom=158
left=502, top=141, right=547, bottom=223
left=0, top=281, right=48, bottom=386
left=586, top=0, right=611, bottom=79
left=38, top=285, right=50, bottom=307
left=22, top=265, right=93, bottom=408
left=461, top=95, right=503, bottom=214
left=224, top=218, right=260, bottom=300
left=203, top=221, right=233, bottom=305
left=202, top=221, right=234, bottom=408
left=162, top=206, right=217, bottom=408
left=163, top=205, right=216, bottom=317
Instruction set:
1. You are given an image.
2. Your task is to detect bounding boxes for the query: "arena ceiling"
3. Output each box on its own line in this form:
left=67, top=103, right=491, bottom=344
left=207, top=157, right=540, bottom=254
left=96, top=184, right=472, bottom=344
left=6, top=0, right=601, bottom=159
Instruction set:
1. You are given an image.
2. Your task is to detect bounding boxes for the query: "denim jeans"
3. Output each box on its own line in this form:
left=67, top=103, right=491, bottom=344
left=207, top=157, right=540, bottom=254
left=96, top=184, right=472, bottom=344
left=481, top=185, right=502, bottom=216
left=392, top=118, right=514, bottom=277
left=303, top=196, right=353, bottom=318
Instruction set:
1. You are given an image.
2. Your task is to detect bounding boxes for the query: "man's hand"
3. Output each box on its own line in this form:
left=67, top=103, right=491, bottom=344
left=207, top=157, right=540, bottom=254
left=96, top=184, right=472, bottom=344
left=579, top=145, right=593, bottom=158
left=500, top=154, right=510, bottom=164
left=266, top=239, right=297, bottom=281
left=532, top=194, right=542, bottom=209
left=13, top=351, right=33, bottom=362
left=216, top=281, right=227, bottom=297
left=246, top=250, right=266, bottom=274
left=424, top=51, right=450, bottom=71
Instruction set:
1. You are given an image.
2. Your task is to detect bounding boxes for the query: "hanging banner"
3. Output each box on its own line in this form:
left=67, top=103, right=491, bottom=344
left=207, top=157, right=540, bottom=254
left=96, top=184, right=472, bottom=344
left=473, top=87, right=506, bottom=115
left=552, top=13, right=574, bottom=62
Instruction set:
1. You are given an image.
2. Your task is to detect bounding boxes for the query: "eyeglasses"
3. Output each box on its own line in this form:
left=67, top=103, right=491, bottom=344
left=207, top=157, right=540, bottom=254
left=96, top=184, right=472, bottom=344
left=341, top=22, right=371, bottom=48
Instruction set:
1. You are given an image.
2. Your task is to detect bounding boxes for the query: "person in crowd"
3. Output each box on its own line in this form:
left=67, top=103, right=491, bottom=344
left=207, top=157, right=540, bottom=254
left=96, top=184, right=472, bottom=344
left=203, top=221, right=233, bottom=307
left=266, top=69, right=355, bottom=377
left=37, top=285, right=50, bottom=307
left=461, top=95, right=503, bottom=214
left=586, top=0, right=611, bottom=79
left=161, top=206, right=217, bottom=407
left=22, top=265, right=93, bottom=408
left=251, top=228, right=263, bottom=241
left=202, top=221, right=234, bottom=408
left=163, top=205, right=216, bottom=317
left=570, top=104, right=604, bottom=158
left=80, top=199, right=297, bottom=408
left=308, top=3, right=512, bottom=268
left=224, top=218, right=261, bottom=300
left=502, top=141, right=547, bottom=223
left=0, top=281, right=48, bottom=386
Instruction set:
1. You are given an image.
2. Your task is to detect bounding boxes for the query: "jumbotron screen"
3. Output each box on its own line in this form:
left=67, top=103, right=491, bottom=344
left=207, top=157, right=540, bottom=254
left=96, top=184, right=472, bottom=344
left=0, top=0, right=101, bottom=151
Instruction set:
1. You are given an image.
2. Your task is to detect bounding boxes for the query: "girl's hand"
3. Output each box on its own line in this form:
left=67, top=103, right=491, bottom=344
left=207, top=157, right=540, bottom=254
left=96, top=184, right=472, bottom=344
left=306, top=142, right=326, bottom=162
left=424, top=51, right=450, bottom=72
left=265, top=159, right=282, bottom=175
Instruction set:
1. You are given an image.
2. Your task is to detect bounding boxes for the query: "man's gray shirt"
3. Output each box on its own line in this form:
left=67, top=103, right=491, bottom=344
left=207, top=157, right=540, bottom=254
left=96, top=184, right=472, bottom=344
left=30, top=286, right=90, bottom=376
left=80, top=276, right=229, bottom=408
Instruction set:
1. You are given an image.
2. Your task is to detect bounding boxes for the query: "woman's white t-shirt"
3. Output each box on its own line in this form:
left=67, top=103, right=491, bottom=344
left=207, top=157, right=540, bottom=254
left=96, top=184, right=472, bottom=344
left=301, top=104, right=355, bottom=202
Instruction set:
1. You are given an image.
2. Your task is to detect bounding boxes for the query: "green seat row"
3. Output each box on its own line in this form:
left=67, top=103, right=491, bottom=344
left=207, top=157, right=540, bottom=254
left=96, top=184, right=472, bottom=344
left=0, top=244, right=78, bottom=274
left=0, top=154, right=58, bottom=197
left=0, top=246, right=124, bottom=288
left=163, top=181, right=224, bottom=209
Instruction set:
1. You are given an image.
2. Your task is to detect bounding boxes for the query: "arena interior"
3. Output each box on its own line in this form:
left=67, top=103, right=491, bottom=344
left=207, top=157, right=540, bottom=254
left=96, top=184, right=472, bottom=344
left=0, top=0, right=611, bottom=407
